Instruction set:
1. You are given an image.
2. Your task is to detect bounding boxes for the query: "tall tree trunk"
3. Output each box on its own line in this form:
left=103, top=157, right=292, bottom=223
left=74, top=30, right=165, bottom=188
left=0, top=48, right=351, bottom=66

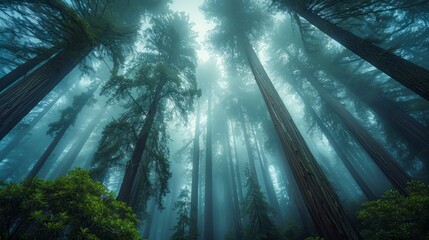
left=310, top=52, right=429, bottom=161
left=295, top=86, right=376, bottom=200
left=143, top=199, right=156, bottom=239
left=50, top=112, right=103, bottom=179
left=190, top=101, right=200, bottom=240
left=0, top=48, right=57, bottom=92
left=25, top=88, right=96, bottom=179
left=239, top=35, right=361, bottom=239
left=251, top=124, right=283, bottom=222
left=116, top=77, right=167, bottom=204
left=0, top=44, right=93, bottom=140
left=231, top=122, right=245, bottom=204
left=204, top=85, right=213, bottom=240
left=0, top=91, right=63, bottom=159
left=302, top=71, right=411, bottom=195
left=225, top=124, right=243, bottom=239
left=286, top=4, right=429, bottom=100
left=222, top=146, right=236, bottom=237
left=238, top=108, right=259, bottom=184
left=26, top=126, right=67, bottom=179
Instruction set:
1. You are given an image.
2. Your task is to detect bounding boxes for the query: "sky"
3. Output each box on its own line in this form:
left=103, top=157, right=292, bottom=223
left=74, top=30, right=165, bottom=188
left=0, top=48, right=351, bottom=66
left=170, top=0, right=214, bottom=62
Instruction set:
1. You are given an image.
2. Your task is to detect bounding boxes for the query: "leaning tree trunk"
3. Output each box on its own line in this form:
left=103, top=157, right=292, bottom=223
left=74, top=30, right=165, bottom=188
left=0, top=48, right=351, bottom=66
left=310, top=52, right=429, bottom=160
left=26, top=126, right=67, bottom=179
left=285, top=4, right=429, bottom=100
left=295, top=86, right=376, bottom=200
left=25, top=88, right=96, bottom=179
left=0, top=44, right=93, bottom=140
left=0, top=47, right=58, bottom=92
left=204, top=84, right=214, bottom=240
left=239, top=34, right=361, bottom=239
left=301, top=71, right=411, bottom=195
left=50, top=112, right=103, bottom=179
left=116, top=77, right=167, bottom=204
left=0, top=91, right=63, bottom=160
left=190, top=101, right=200, bottom=240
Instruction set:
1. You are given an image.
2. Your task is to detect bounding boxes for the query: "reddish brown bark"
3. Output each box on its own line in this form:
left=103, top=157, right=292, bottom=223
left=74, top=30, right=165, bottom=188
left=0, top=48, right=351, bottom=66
left=0, top=44, right=93, bottom=140
left=240, top=35, right=361, bottom=239
left=289, top=5, right=429, bottom=100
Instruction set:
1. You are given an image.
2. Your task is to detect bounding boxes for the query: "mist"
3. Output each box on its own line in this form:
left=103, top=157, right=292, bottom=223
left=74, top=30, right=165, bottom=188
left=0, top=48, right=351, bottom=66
left=1, top=0, right=429, bottom=239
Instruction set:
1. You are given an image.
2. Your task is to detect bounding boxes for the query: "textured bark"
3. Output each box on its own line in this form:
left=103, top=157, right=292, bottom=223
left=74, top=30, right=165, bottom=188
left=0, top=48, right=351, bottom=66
left=0, top=48, right=57, bottom=92
left=240, top=35, right=361, bottom=239
left=303, top=72, right=411, bottom=195
left=295, top=87, right=376, bottom=200
left=0, top=92, right=63, bottom=160
left=0, top=44, right=93, bottom=140
left=204, top=85, right=213, bottom=240
left=50, top=112, right=103, bottom=179
left=190, top=102, right=200, bottom=240
left=116, top=77, right=167, bottom=204
left=288, top=4, right=429, bottom=100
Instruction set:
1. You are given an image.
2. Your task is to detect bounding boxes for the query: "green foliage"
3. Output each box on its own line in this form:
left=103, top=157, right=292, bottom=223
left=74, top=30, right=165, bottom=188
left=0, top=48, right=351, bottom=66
left=47, top=90, right=95, bottom=136
left=358, top=181, right=429, bottom=240
left=171, top=187, right=191, bottom=240
left=282, top=221, right=305, bottom=240
left=0, top=169, right=140, bottom=239
left=242, top=167, right=282, bottom=240
left=304, top=237, right=324, bottom=240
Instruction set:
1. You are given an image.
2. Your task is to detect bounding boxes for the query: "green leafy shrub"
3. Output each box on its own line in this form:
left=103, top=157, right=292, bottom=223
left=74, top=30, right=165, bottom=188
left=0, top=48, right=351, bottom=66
left=0, top=168, right=140, bottom=239
left=358, top=181, right=429, bottom=240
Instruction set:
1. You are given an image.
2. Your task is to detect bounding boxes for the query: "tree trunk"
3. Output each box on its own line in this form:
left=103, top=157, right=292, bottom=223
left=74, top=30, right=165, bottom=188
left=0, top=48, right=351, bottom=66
left=302, top=71, right=411, bottom=195
left=190, top=101, right=200, bottom=240
left=222, top=146, right=235, bottom=237
left=251, top=124, right=283, bottom=222
left=0, top=44, right=93, bottom=140
left=25, top=88, right=95, bottom=179
left=289, top=5, right=429, bottom=101
left=0, top=48, right=57, bottom=92
left=116, top=76, right=167, bottom=204
left=312, top=53, right=429, bottom=161
left=204, top=85, right=213, bottom=240
left=26, top=126, right=67, bottom=179
left=143, top=199, right=156, bottom=239
left=238, top=108, right=259, bottom=185
left=239, top=35, right=361, bottom=239
left=225, top=124, right=243, bottom=239
left=295, top=86, right=376, bottom=200
left=231, top=122, right=245, bottom=204
left=0, top=91, right=63, bottom=160
left=50, top=112, right=103, bottom=179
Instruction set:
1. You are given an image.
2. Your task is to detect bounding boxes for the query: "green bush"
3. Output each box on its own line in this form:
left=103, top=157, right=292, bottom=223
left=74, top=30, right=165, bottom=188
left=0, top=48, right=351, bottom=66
left=0, top=168, right=140, bottom=239
left=358, top=181, right=429, bottom=240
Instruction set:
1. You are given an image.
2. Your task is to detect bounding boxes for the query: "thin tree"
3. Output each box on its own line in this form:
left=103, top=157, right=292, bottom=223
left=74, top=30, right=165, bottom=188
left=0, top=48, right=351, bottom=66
left=26, top=88, right=96, bottom=179
left=190, top=101, right=200, bottom=239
